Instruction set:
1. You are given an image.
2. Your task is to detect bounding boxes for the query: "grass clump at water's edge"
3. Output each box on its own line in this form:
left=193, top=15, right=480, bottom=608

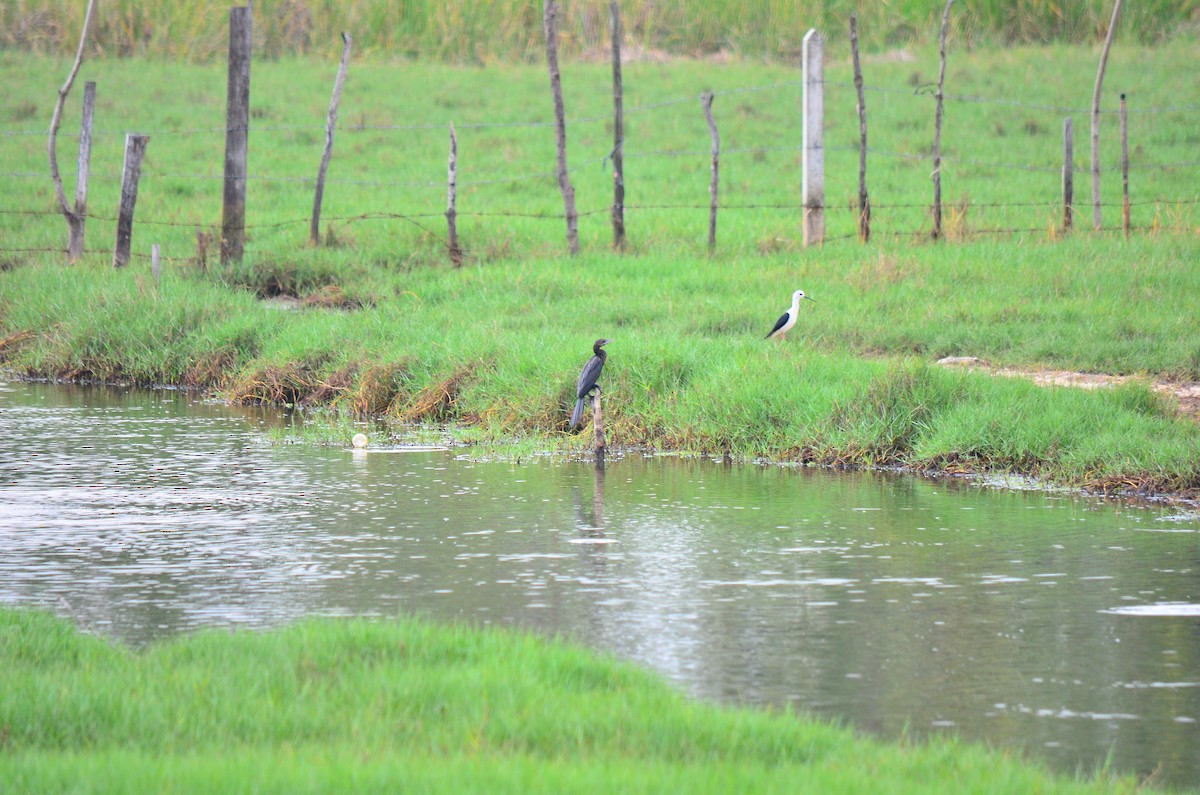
left=0, top=607, right=1152, bottom=795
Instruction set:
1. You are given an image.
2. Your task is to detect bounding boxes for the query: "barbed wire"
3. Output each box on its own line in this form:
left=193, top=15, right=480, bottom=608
left=2, top=195, right=1195, bottom=236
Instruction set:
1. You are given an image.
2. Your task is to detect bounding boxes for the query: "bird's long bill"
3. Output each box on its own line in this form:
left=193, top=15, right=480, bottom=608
left=804, top=296, right=816, bottom=303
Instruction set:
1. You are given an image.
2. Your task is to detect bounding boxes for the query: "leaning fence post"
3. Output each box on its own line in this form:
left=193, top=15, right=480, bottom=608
left=221, top=5, right=252, bottom=264
left=849, top=14, right=870, bottom=242
left=311, top=32, right=352, bottom=246
left=1120, top=93, right=1130, bottom=238
left=802, top=28, right=824, bottom=246
left=1062, top=118, right=1074, bottom=232
left=67, top=80, right=96, bottom=261
left=609, top=0, right=626, bottom=251
left=47, top=0, right=96, bottom=263
left=702, top=91, right=719, bottom=252
left=932, top=0, right=952, bottom=241
left=113, top=134, right=149, bottom=269
left=446, top=122, right=463, bottom=267
left=1091, top=0, right=1123, bottom=231
left=543, top=0, right=580, bottom=256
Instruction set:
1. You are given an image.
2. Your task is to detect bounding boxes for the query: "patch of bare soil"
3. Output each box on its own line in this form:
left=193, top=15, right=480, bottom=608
left=936, top=357, right=1200, bottom=419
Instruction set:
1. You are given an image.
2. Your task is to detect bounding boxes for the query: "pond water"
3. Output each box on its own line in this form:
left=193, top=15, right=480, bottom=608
left=2, top=381, right=1198, bottom=786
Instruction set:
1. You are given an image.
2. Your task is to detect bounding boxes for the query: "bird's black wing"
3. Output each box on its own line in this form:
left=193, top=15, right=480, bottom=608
left=764, top=311, right=790, bottom=339
left=575, top=354, right=606, bottom=399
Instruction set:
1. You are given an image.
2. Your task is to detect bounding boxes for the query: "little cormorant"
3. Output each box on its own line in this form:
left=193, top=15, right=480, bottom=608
left=570, top=338, right=610, bottom=429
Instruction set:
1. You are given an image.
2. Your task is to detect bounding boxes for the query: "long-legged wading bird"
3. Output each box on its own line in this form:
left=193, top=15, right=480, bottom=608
left=570, top=338, right=611, bottom=429
left=764, top=289, right=815, bottom=341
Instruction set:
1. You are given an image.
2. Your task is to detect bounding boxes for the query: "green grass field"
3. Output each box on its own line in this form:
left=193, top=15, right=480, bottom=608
left=0, top=608, right=1158, bottom=794
left=1, top=44, right=1199, bottom=493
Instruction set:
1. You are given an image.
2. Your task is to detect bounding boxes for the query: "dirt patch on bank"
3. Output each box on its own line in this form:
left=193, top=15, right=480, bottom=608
left=936, top=357, right=1200, bottom=419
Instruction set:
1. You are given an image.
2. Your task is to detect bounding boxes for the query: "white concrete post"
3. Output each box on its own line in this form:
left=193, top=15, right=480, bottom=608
left=802, top=29, right=824, bottom=246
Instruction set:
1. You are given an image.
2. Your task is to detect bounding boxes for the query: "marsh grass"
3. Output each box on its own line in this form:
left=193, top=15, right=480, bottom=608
left=0, top=608, right=1150, bottom=794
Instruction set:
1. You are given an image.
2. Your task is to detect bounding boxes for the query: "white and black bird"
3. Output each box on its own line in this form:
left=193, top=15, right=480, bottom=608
left=764, top=289, right=815, bottom=341
left=570, top=338, right=611, bottom=429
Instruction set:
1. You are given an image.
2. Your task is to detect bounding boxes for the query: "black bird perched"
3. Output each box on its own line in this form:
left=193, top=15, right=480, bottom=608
left=570, top=338, right=611, bottom=429
left=764, top=289, right=815, bottom=341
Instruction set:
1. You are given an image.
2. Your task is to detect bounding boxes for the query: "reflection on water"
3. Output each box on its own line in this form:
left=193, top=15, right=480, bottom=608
left=1, top=381, right=1198, bottom=786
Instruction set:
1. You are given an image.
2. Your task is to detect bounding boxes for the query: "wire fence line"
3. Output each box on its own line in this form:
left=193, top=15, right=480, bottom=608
left=4, top=40, right=1199, bottom=269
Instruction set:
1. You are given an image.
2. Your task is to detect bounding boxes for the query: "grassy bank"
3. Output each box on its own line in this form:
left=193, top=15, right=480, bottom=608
left=0, top=608, right=1152, bottom=794
left=2, top=245, right=1199, bottom=494
left=1, top=52, right=1199, bottom=494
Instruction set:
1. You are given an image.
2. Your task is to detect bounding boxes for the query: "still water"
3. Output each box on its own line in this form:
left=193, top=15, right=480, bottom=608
left=1, top=381, right=1198, bottom=786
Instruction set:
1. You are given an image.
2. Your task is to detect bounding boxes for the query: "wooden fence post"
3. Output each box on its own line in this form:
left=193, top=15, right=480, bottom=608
left=1091, top=0, right=1123, bottom=231
left=543, top=0, right=580, bottom=256
left=67, top=80, right=96, bottom=261
left=47, top=0, right=96, bottom=263
left=221, top=5, right=252, bottom=264
left=702, top=91, right=719, bottom=252
left=446, top=122, right=463, bottom=267
left=1062, top=118, right=1074, bottom=231
left=849, top=14, right=869, bottom=242
left=592, top=389, right=606, bottom=469
left=1120, top=93, right=1130, bottom=238
left=311, top=32, right=352, bottom=246
left=609, top=0, right=626, bottom=251
left=932, top=0, right=953, bottom=241
left=113, top=134, right=149, bottom=269
left=801, top=28, right=824, bottom=246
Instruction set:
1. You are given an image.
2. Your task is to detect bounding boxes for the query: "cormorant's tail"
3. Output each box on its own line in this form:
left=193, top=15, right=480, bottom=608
left=570, top=397, right=587, bottom=429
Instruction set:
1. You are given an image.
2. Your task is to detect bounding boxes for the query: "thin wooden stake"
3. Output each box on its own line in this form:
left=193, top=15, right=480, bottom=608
left=932, top=0, right=953, bottom=241
left=446, top=122, right=463, bottom=267
left=48, top=0, right=96, bottom=263
left=592, top=389, right=606, bottom=469
left=702, top=91, right=719, bottom=252
left=543, top=0, right=579, bottom=256
left=801, top=28, right=824, bottom=246
left=609, top=0, right=626, bottom=251
left=113, top=134, right=149, bottom=269
left=1062, top=118, right=1074, bottom=232
left=311, top=32, right=352, bottom=246
left=849, top=14, right=870, bottom=243
left=221, top=5, right=252, bottom=264
left=1120, top=93, right=1130, bottom=238
left=1091, top=0, right=1123, bottom=231
left=67, top=81, right=96, bottom=261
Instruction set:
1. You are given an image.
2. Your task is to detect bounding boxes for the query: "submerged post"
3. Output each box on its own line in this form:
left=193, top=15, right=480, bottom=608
left=592, top=389, right=606, bottom=469
left=221, top=5, right=252, bottom=264
left=802, top=28, right=824, bottom=246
